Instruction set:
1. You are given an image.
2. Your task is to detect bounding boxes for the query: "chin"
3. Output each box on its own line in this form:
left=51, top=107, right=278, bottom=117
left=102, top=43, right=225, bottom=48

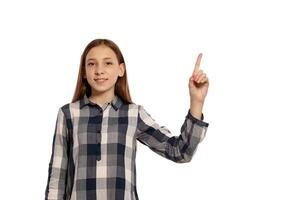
left=91, top=84, right=114, bottom=94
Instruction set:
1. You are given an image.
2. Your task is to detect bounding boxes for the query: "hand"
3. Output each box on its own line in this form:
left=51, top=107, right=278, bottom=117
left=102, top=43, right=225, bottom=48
left=188, top=53, right=209, bottom=104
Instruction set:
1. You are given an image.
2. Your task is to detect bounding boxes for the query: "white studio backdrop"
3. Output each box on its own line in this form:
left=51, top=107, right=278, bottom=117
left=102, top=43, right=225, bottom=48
left=0, top=0, right=299, bottom=199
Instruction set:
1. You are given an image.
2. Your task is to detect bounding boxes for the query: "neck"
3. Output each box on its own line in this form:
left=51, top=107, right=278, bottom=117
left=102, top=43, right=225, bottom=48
left=89, top=90, right=115, bottom=106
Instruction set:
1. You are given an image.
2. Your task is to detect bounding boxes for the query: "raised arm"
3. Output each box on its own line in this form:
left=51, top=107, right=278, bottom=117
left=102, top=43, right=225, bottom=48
left=189, top=53, right=209, bottom=119
left=136, top=53, right=210, bottom=163
left=136, top=105, right=209, bottom=163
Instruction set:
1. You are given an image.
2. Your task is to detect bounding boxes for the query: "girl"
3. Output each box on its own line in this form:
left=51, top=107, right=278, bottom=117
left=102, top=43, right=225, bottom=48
left=45, top=38, right=209, bottom=200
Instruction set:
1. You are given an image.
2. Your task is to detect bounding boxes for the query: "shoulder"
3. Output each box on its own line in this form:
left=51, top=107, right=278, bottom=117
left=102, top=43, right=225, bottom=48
left=131, top=103, right=153, bottom=118
left=118, top=102, right=148, bottom=117
left=59, top=100, right=77, bottom=111
left=121, top=102, right=140, bottom=112
left=125, top=102, right=145, bottom=111
left=57, top=99, right=81, bottom=118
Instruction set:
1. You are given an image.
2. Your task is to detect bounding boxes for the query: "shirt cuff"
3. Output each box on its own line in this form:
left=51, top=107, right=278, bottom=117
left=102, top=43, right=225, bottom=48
left=186, top=109, right=209, bottom=127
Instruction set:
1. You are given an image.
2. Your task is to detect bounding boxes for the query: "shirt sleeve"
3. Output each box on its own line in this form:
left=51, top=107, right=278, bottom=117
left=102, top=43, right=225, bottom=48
left=136, top=105, right=209, bottom=163
left=45, top=107, right=69, bottom=200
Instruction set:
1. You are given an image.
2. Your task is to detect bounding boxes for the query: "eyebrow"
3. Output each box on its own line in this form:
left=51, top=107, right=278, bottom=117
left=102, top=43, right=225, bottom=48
left=86, top=57, right=113, bottom=62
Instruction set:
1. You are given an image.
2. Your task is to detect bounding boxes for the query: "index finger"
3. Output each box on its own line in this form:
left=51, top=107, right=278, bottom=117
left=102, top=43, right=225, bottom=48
left=193, top=53, right=202, bottom=73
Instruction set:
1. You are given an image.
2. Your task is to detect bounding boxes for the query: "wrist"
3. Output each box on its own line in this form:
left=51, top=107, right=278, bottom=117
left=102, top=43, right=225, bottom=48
left=190, top=99, right=204, bottom=109
left=189, top=101, right=204, bottom=120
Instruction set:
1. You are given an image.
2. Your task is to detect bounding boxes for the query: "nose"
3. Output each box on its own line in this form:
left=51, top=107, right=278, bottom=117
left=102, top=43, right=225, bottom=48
left=95, top=64, right=105, bottom=75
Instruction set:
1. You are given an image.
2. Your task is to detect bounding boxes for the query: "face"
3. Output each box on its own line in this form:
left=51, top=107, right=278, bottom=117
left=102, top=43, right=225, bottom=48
left=84, top=45, right=125, bottom=96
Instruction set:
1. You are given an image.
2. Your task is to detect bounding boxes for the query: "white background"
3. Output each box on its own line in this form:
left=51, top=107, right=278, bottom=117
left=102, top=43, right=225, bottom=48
left=0, top=0, right=299, bottom=199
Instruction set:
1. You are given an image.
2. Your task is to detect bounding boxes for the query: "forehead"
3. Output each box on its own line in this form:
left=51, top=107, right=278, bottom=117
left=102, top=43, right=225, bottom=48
left=86, top=45, right=117, bottom=60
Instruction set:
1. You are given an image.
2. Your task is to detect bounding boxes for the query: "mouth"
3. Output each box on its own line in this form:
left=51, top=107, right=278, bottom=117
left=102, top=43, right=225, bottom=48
left=94, top=78, right=108, bottom=83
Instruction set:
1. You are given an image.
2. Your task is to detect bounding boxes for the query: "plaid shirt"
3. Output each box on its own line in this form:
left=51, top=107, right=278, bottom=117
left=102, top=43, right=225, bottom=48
left=45, top=94, right=209, bottom=200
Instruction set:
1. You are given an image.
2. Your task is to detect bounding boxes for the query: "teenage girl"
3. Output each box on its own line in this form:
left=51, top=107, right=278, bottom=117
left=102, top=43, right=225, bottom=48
left=45, top=38, right=209, bottom=200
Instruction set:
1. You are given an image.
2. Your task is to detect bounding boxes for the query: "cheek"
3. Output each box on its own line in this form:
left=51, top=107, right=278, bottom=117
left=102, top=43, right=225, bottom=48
left=85, top=67, right=93, bottom=76
left=108, top=71, right=119, bottom=83
left=107, top=68, right=119, bottom=77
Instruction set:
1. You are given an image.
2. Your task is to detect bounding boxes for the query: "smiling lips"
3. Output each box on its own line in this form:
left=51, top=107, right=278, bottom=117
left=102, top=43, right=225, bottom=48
left=94, top=78, right=108, bottom=83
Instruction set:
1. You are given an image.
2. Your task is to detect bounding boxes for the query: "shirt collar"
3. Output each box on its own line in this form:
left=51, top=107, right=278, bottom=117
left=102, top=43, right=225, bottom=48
left=79, top=93, right=123, bottom=110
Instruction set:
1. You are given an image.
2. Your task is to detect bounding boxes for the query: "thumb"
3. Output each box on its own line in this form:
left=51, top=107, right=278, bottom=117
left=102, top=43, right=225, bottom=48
left=189, top=75, right=195, bottom=82
left=189, top=75, right=195, bottom=86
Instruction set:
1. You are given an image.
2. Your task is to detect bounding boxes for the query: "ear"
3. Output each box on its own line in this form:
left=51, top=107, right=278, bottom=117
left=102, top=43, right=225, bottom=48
left=118, top=63, right=125, bottom=77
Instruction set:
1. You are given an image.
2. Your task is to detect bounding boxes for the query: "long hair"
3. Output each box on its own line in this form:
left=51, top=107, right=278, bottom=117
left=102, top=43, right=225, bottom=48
left=71, top=38, right=133, bottom=104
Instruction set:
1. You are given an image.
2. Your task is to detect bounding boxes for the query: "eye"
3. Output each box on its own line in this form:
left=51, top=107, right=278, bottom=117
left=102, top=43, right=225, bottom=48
left=106, top=62, right=113, bottom=65
left=87, top=62, right=95, bottom=66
